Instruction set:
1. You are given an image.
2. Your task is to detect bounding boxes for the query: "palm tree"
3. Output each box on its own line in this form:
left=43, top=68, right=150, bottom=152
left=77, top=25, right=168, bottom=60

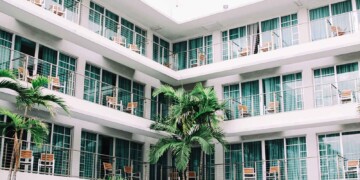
left=150, top=83, right=227, bottom=180
left=0, top=108, right=49, bottom=180
left=0, top=70, right=69, bottom=180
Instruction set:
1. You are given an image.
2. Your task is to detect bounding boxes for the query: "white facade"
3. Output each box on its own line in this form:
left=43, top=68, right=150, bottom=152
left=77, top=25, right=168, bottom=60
left=0, top=0, right=359, bottom=179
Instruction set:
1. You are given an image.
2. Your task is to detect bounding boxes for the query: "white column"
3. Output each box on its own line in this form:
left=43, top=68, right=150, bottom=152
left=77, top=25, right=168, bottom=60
left=70, top=126, right=82, bottom=177
left=79, top=0, right=90, bottom=28
left=302, top=67, right=314, bottom=110
left=142, top=142, right=151, bottom=180
left=352, top=0, right=359, bottom=32
left=144, top=84, right=152, bottom=119
left=146, top=31, right=154, bottom=60
left=214, top=143, right=224, bottom=180
left=306, top=133, right=321, bottom=180
left=212, top=31, right=222, bottom=63
left=75, top=58, right=86, bottom=99
left=298, top=8, right=311, bottom=43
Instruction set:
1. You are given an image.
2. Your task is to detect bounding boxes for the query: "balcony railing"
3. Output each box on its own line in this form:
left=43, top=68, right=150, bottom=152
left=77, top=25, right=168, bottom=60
left=223, top=78, right=359, bottom=121
left=17, top=0, right=360, bottom=71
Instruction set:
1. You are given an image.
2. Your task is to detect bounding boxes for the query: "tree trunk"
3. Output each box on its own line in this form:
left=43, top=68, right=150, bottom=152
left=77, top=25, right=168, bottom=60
left=199, top=151, right=203, bottom=180
left=12, top=107, right=28, bottom=180
left=7, top=134, right=18, bottom=180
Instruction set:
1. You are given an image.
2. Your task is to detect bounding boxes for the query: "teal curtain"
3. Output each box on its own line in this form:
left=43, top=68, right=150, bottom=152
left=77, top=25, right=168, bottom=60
left=0, top=29, right=12, bottom=70
left=281, top=14, right=298, bottom=47
left=189, top=148, right=201, bottom=175
left=318, top=134, right=341, bottom=180
left=342, top=132, right=360, bottom=179
left=357, top=0, right=360, bottom=9
left=204, top=35, right=213, bottom=64
left=310, top=6, right=330, bottom=20
left=89, top=2, right=104, bottom=34
left=153, top=35, right=170, bottom=64
left=58, top=53, right=76, bottom=95
left=222, top=31, right=229, bottom=60
left=224, top=144, right=242, bottom=180
left=331, top=0, right=352, bottom=15
left=150, top=88, right=157, bottom=120
left=135, top=26, right=146, bottom=55
left=115, top=139, right=130, bottom=173
left=223, top=84, right=240, bottom=120
left=283, top=73, right=302, bottom=112
left=97, top=135, right=114, bottom=178
left=84, top=64, right=101, bottom=103
left=118, top=76, right=132, bottom=109
left=14, top=36, right=36, bottom=75
left=150, top=148, right=167, bottom=180
left=80, top=132, right=97, bottom=178
left=241, top=80, right=260, bottom=116
left=314, top=67, right=336, bottom=107
left=133, top=82, right=145, bottom=117
left=310, top=6, right=330, bottom=41
left=101, top=70, right=116, bottom=106
left=286, top=137, right=307, bottom=180
left=336, top=62, right=358, bottom=91
left=104, top=10, right=119, bottom=39
left=261, top=18, right=279, bottom=32
left=158, top=93, right=169, bottom=119
left=189, top=37, right=203, bottom=67
left=173, top=41, right=187, bottom=70
left=243, top=142, right=262, bottom=179
left=38, top=45, right=58, bottom=77
left=263, top=76, right=281, bottom=112
left=52, top=125, right=71, bottom=175
left=130, top=142, right=143, bottom=173
left=265, top=139, right=284, bottom=179
left=121, top=18, right=134, bottom=46
left=229, top=27, right=246, bottom=57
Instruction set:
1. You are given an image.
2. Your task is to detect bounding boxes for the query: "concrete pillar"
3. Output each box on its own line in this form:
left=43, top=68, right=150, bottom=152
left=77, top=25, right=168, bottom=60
left=212, top=31, right=222, bottom=63
left=146, top=31, right=154, bottom=60
left=298, top=8, right=311, bottom=43
left=79, top=0, right=90, bottom=28
left=306, top=132, right=321, bottom=180
left=142, top=141, right=151, bottom=180
left=302, top=67, right=315, bottom=110
left=70, top=126, right=82, bottom=177
left=351, top=0, right=359, bottom=32
left=214, top=143, right=224, bottom=180
left=75, top=57, right=86, bottom=99
left=144, top=84, right=152, bottom=119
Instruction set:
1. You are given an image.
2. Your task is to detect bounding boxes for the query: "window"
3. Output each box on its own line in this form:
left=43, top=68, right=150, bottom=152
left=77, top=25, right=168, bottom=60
left=223, top=84, right=240, bottom=120
left=88, top=2, right=119, bottom=39
left=121, top=18, right=147, bottom=55
left=189, top=147, right=215, bottom=180
left=314, top=62, right=358, bottom=107
left=0, top=29, right=12, bottom=70
left=150, top=88, right=170, bottom=121
left=173, top=41, right=187, bottom=70
left=153, top=35, right=170, bottom=65
left=132, top=82, right=145, bottom=117
left=84, top=64, right=101, bottom=103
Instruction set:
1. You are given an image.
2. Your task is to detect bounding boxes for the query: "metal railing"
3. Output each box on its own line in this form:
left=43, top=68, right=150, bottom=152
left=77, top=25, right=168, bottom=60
left=223, top=78, right=359, bottom=121
left=20, top=0, right=360, bottom=71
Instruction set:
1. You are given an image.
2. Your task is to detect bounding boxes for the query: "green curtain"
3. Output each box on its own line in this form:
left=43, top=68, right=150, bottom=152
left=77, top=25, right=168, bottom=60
left=133, top=82, right=145, bottom=117
left=135, top=26, right=147, bottom=55
left=229, top=26, right=246, bottom=58
left=263, top=76, right=281, bottom=112
left=0, top=29, right=12, bottom=70
left=115, top=139, right=130, bottom=172
left=150, top=88, right=157, bottom=120
left=52, top=125, right=71, bottom=175
left=58, top=53, right=76, bottom=95
left=38, top=45, right=58, bottom=77
left=101, top=70, right=116, bottom=106
left=224, top=144, right=242, bottom=180
left=281, top=14, right=298, bottom=47
left=14, top=36, right=36, bottom=75
left=97, top=135, right=114, bottom=178
left=121, top=18, right=134, bottom=46
left=286, top=137, right=307, bottom=180
left=310, top=6, right=330, bottom=20
left=314, top=67, right=335, bottom=107
left=342, top=132, right=360, bottom=179
left=173, top=41, right=187, bottom=70
left=222, top=31, right=229, bottom=60
left=331, top=0, right=352, bottom=15
left=80, top=131, right=97, bottom=178
left=104, top=10, right=119, bottom=39
left=357, top=0, right=360, bottom=9
left=84, top=64, right=101, bottom=103
left=265, top=139, right=284, bottom=179
left=261, top=18, right=279, bottom=32
left=336, top=62, right=358, bottom=91
left=118, top=76, right=132, bottom=109
left=130, top=142, right=143, bottom=173
left=223, top=84, right=240, bottom=120
left=283, top=73, right=302, bottom=112
left=310, top=6, right=330, bottom=41
left=89, top=2, right=104, bottom=34
left=189, top=37, right=203, bottom=67
left=204, top=35, right=213, bottom=64
left=318, top=134, right=341, bottom=180
left=241, top=80, right=260, bottom=116
left=153, top=36, right=160, bottom=63
left=243, top=142, right=262, bottom=179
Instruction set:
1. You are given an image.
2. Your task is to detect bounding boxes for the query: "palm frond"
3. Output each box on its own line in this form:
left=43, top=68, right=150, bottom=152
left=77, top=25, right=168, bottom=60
left=0, top=70, right=16, bottom=80
left=31, top=76, right=49, bottom=89
left=0, top=80, right=28, bottom=97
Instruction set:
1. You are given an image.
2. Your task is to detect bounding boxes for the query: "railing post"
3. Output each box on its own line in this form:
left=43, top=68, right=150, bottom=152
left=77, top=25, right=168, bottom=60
left=233, top=163, right=236, bottom=180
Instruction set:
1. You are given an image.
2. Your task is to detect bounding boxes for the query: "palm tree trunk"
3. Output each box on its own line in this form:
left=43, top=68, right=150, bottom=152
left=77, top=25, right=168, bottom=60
left=7, top=134, right=18, bottom=180
left=199, top=151, right=203, bottom=180
left=13, top=107, right=28, bottom=180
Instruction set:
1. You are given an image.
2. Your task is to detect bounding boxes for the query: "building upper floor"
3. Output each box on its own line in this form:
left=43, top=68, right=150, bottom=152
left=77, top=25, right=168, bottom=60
left=1, top=0, right=360, bottom=85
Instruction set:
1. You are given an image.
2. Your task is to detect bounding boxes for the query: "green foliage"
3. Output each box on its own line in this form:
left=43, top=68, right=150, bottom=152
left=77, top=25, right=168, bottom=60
left=0, top=69, right=16, bottom=80
left=31, top=76, right=49, bottom=89
left=150, top=83, right=227, bottom=173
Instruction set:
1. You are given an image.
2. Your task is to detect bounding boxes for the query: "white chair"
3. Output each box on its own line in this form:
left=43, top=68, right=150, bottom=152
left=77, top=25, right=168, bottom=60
left=37, top=153, right=55, bottom=175
left=106, top=96, right=123, bottom=110
left=238, top=47, right=249, bottom=56
left=259, top=42, right=272, bottom=52
left=243, top=167, right=256, bottom=179
left=267, top=165, right=280, bottom=180
left=50, top=5, right=65, bottom=17
left=168, top=171, right=180, bottom=180
left=112, top=36, right=126, bottom=46
left=340, top=89, right=353, bottom=103
left=265, top=101, right=279, bottom=114
left=18, top=67, right=36, bottom=82
left=19, top=150, right=34, bottom=173
left=129, top=44, right=141, bottom=54
left=124, top=166, right=141, bottom=180
left=345, top=160, right=359, bottom=178
left=125, top=102, right=138, bottom=114
left=238, top=105, right=250, bottom=118
left=331, top=26, right=346, bottom=36
left=103, top=162, right=122, bottom=179
left=31, top=0, right=44, bottom=7
left=48, top=76, right=65, bottom=91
